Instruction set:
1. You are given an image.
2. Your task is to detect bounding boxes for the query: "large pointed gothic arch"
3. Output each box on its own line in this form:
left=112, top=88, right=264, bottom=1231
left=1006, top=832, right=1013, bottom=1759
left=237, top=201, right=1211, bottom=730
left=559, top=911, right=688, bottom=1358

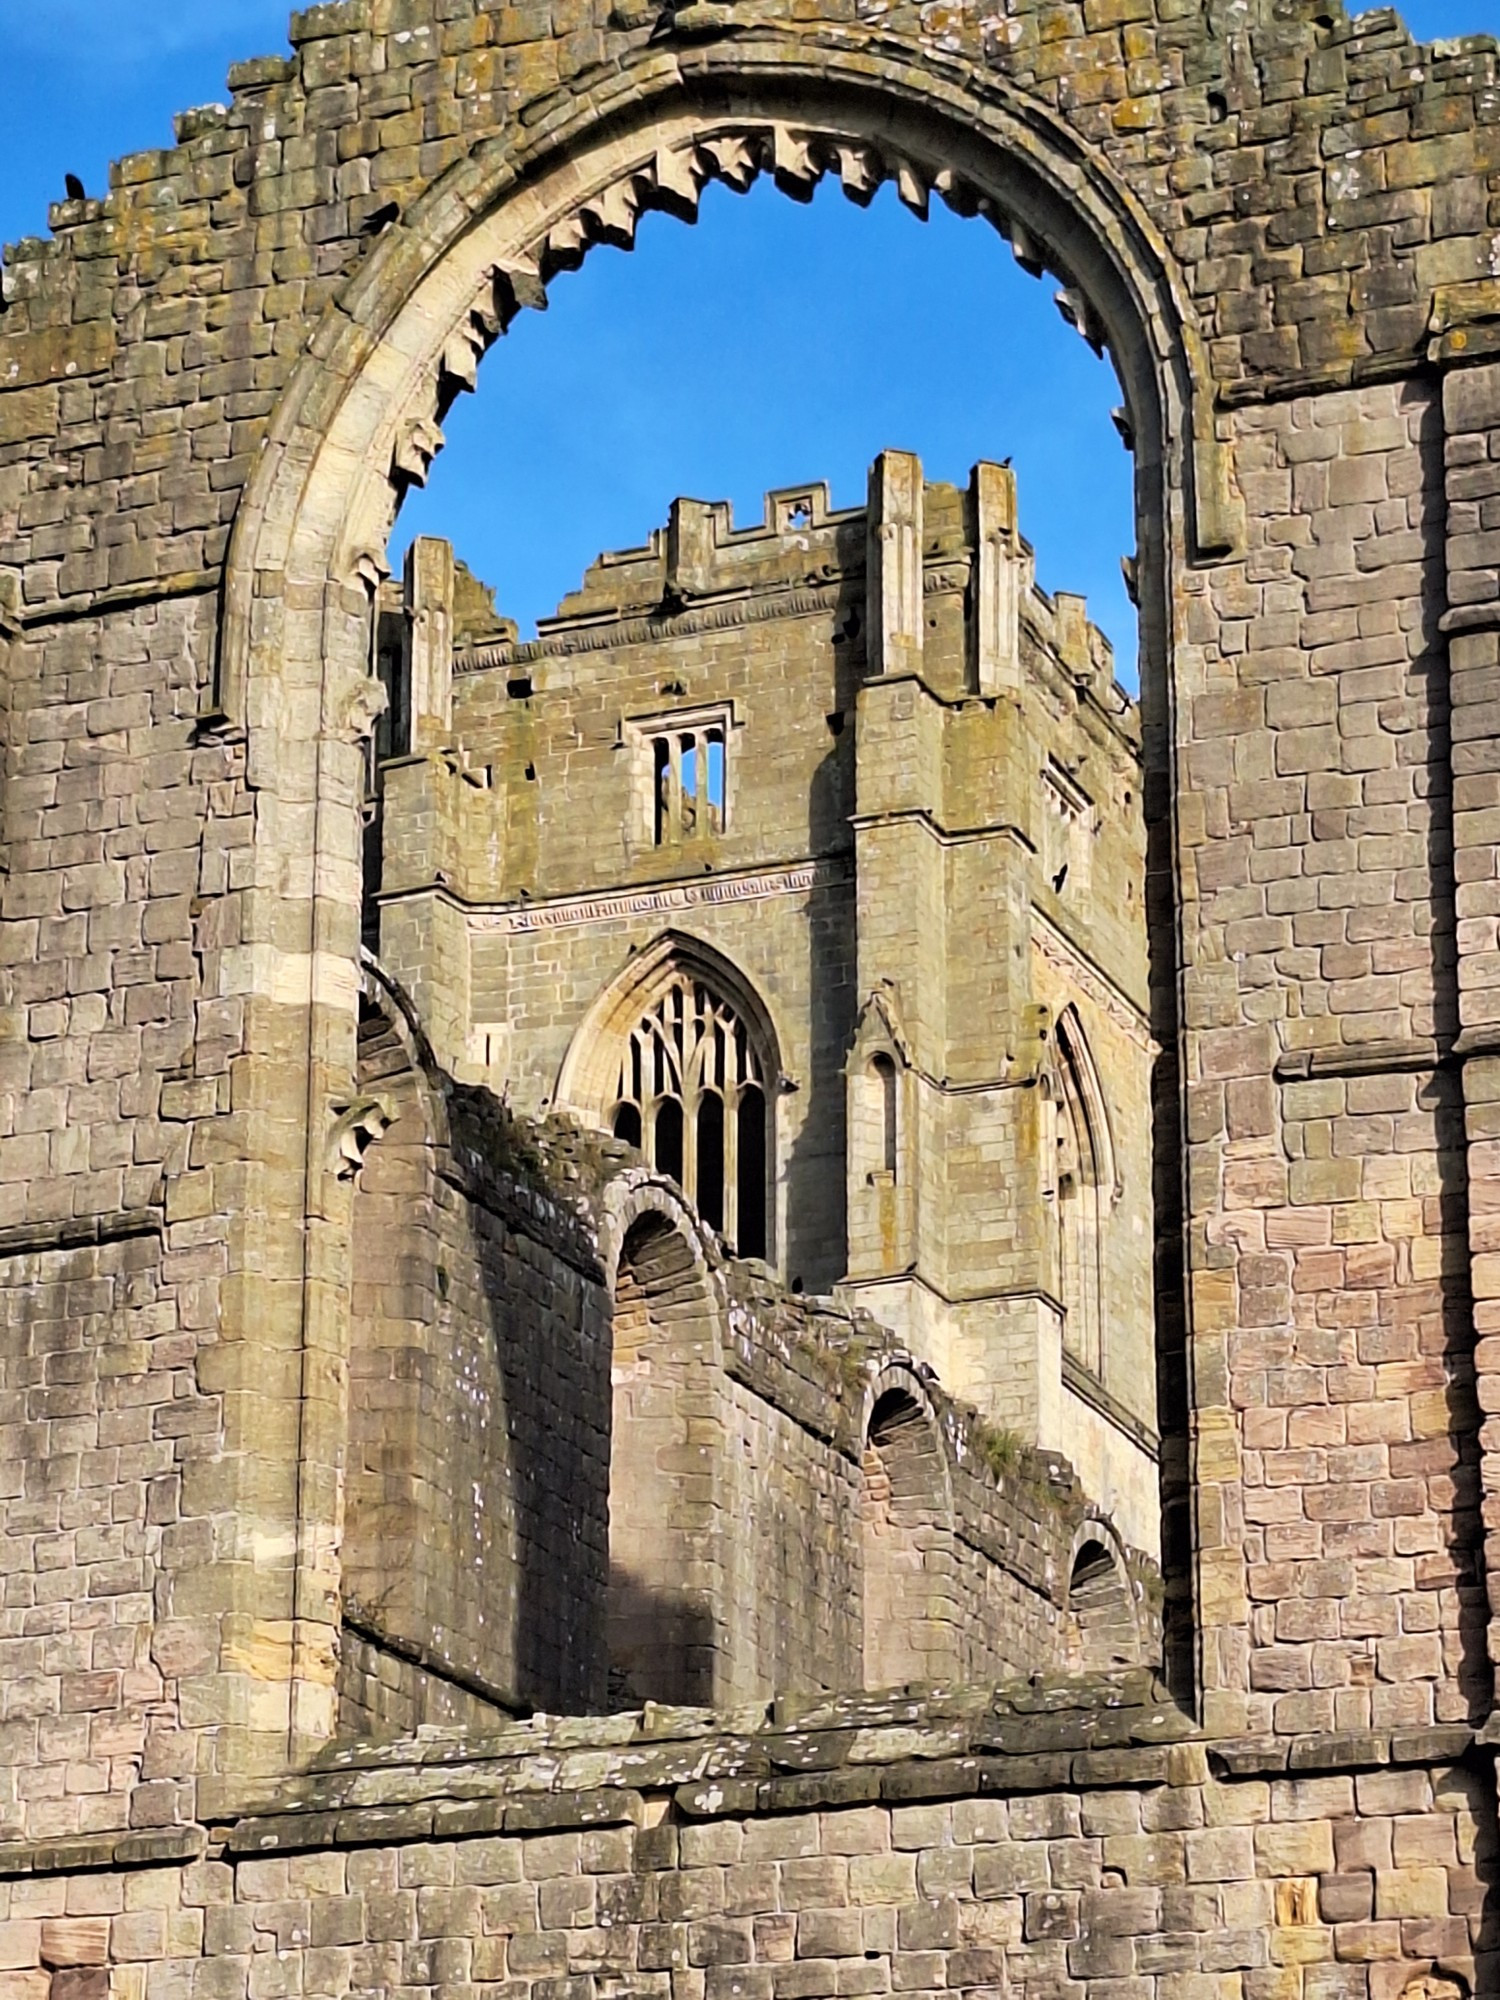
left=558, top=932, right=783, bottom=1259
left=217, top=44, right=1231, bottom=749
left=206, top=39, right=1205, bottom=1754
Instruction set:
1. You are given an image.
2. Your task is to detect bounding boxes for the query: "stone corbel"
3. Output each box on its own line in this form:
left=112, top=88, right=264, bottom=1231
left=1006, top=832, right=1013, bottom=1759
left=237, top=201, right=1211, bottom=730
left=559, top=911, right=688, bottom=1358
left=346, top=546, right=391, bottom=596
left=1181, top=318, right=1243, bottom=561
left=1192, top=430, right=1243, bottom=560
left=336, top=673, right=390, bottom=747
left=0, top=571, right=20, bottom=641
left=328, top=1093, right=395, bottom=1183
left=392, top=416, right=444, bottom=488
left=666, top=0, right=737, bottom=36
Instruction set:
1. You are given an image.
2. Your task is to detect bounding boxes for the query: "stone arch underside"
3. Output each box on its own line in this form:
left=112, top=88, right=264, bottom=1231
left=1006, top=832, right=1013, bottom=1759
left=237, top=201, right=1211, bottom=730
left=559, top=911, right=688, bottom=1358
left=607, top=1202, right=728, bottom=1709
left=206, top=44, right=1203, bottom=1752
left=1065, top=1530, right=1141, bottom=1673
left=861, top=1383, right=959, bottom=1690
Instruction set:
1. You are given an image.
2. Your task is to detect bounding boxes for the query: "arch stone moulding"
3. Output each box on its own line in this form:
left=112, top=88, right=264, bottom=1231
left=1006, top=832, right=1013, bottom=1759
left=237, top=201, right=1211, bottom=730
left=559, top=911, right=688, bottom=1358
left=858, top=1360, right=958, bottom=1521
left=595, top=1169, right=730, bottom=1350
left=1064, top=1518, right=1143, bottom=1672
left=208, top=38, right=1216, bottom=1764
left=218, top=42, right=1230, bottom=742
left=556, top=927, right=787, bottom=1123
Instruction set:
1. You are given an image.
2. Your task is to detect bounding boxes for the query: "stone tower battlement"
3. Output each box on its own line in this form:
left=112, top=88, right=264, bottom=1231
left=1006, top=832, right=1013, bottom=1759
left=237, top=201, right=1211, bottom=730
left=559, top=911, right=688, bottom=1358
left=450, top=465, right=1128, bottom=722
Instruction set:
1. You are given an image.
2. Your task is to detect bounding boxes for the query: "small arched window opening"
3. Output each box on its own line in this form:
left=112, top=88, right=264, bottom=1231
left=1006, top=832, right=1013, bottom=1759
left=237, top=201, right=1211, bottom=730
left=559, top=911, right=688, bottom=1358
left=609, top=970, right=771, bottom=1260
left=1065, top=1538, right=1138, bottom=1672
left=860, top=1387, right=957, bottom=1691
left=872, top=1052, right=899, bottom=1178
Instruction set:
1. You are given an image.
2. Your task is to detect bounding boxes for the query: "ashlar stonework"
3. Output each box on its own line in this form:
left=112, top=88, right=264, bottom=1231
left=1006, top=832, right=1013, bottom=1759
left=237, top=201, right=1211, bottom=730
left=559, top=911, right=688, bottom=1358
left=2, top=0, right=1500, bottom=1997
left=373, top=452, right=1157, bottom=1548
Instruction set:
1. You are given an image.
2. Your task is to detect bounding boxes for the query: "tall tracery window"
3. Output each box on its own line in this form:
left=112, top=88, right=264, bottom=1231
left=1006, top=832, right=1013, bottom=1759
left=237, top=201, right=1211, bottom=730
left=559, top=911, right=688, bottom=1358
left=610, top=973, right=769, bottom=1259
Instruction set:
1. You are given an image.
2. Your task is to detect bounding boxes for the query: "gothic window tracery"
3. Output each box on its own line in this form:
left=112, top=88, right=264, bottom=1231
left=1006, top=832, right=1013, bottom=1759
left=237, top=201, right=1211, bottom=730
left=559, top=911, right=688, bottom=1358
left=610, top=971, right=769, bottom=1259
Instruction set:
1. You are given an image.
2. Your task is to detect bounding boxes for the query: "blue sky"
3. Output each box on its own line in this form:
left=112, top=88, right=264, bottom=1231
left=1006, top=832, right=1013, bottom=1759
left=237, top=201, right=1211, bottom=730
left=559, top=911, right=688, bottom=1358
left=1, top=0, right=1495, bottom=676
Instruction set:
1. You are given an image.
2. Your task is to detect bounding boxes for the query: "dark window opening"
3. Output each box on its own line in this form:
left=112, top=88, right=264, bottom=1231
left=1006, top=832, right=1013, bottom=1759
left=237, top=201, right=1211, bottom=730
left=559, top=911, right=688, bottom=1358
left=654, top=1096, right=685, bottom=1187
left=653, top=736, right=670, bottom=845
left=609, top=970, right=771, bottom=1256
left=613, top=1102, right=643, bottom=1149
left=737, top=1086, right=767, bottom=1260
left=697, top=1092, right=725, bottom=1232
left=873, top=1052, right=898, bottom=1177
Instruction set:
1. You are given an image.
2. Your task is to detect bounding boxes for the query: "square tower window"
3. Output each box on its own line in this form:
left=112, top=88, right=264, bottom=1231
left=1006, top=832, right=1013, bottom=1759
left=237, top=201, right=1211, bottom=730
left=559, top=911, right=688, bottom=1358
left=626, top=705, right=733, bottom=847
left=1041, top=761, right=1094, bottom=899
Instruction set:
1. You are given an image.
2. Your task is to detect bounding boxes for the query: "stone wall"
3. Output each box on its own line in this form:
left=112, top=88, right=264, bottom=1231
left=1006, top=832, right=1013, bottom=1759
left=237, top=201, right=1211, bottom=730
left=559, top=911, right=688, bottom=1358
left=714, top=1266, right=1149, bottom=1698
left=315, top=983, right=1147, bottom=1731
left=0, top=1224, right=188, bottom=1846
left=343, top=985, right=612, bottom=1721
left=1, top=1685, right=1485, bottom=2000
left=4, top=0, right=1500, bottom=1978
left=1187, top=377, right=1483, bottom=1736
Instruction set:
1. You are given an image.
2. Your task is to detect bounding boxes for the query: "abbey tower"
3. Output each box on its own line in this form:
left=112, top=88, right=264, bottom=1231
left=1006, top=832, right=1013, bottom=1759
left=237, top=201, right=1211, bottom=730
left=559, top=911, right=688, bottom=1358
left=372, top=451, right=1156, bottom=1553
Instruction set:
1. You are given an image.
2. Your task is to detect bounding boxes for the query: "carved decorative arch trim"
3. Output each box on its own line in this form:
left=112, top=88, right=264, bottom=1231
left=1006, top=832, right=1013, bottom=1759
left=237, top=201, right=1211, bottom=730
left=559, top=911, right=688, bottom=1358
left=1052, top=1003, right=1120, bottom=1206
left=557, top=929, right=786, bottom=1121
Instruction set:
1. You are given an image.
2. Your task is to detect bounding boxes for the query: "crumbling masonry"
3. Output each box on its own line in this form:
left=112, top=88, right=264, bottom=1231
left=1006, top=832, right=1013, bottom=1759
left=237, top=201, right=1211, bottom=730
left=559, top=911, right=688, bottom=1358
left=2, top=0, right=1500, bottom=1998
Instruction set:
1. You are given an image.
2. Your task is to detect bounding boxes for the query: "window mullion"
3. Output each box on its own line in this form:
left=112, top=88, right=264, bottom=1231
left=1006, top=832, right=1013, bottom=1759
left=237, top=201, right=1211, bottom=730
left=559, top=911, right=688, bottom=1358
left=724, top=1087, right=740, bottom=1245
left=682, top=1077, right=697, bottom=1204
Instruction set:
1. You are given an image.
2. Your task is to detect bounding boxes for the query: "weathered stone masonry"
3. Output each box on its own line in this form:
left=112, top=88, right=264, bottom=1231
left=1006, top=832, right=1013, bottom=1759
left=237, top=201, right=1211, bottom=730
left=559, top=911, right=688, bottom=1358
left=371, top=452, right=1158, bottom=1549
left=5, top=0, right=1500, bottom=1995
left=337, top=969, right=1148, bottom=1727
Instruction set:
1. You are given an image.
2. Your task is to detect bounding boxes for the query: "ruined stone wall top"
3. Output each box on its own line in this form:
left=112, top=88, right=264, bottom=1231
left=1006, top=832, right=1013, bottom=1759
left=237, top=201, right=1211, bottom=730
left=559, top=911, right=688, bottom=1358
left=457, top=474, right=1131, bottom=727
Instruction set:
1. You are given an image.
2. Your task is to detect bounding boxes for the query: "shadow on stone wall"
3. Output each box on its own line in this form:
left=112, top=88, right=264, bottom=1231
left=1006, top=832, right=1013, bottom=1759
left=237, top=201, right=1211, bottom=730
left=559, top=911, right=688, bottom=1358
left=782, top=559, right=864, bottom=1295
left=1416, top=386, right=1485, bottom=1727
left=605, top=1565, right=718, bottom=1710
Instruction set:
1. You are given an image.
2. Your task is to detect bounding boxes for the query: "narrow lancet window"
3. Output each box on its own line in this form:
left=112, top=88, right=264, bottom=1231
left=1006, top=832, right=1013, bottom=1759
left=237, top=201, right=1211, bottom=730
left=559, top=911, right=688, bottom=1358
left=873, top=1052, right=899, bottom=1177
